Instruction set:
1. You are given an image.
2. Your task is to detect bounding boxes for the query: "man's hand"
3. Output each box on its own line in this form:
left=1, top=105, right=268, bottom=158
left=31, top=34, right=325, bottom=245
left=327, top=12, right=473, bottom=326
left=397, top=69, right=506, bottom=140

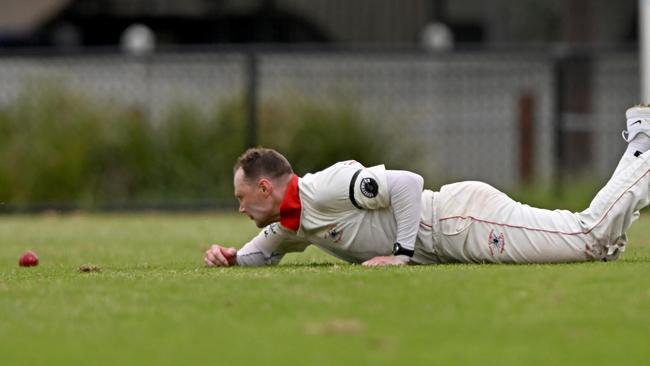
left=362, top=255, right=409, bottom=266
left=204, top=244, right=238, bottom=267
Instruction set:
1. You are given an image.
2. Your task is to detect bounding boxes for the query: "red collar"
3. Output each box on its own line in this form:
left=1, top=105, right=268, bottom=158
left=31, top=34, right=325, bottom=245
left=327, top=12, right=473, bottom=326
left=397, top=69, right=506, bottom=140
left=279, top=174, right=301, bottom=231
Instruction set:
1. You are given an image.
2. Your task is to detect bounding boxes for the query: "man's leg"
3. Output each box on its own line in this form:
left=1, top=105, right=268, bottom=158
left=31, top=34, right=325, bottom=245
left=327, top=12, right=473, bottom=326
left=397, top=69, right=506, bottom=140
left=433, top=180, right=606, bottom=263
left=574, top=151, right=650, bottom=260
left=432, top=106, right=650, bottom=264
left=576, top=105, right=650, bottom=258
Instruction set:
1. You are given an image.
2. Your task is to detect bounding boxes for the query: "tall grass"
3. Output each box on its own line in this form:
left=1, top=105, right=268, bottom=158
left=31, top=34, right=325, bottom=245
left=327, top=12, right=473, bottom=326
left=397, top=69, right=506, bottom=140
left=0, top=81, right=404, bottom=208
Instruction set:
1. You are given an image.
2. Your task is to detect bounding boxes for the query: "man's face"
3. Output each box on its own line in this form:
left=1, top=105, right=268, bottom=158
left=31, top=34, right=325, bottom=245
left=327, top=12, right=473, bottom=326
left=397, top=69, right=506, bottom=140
left=234, top=168, right=275, bottom=228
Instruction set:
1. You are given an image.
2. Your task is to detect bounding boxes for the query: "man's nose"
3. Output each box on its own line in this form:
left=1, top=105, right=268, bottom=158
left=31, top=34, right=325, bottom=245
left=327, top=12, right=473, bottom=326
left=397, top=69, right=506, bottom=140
left=239, top=204, right=246, bottom=213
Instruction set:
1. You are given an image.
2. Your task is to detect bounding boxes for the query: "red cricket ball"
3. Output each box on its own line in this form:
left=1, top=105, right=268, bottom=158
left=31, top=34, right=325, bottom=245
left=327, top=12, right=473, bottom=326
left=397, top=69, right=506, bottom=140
left=19, top=251, right=39, bottom=267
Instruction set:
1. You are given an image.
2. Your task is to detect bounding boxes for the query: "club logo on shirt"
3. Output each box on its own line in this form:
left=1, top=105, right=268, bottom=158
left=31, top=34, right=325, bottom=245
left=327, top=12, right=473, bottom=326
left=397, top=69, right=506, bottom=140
left=322, top=224, right=344, bottom=243
left=263, top=223, right=279, bottom=238
left=488, top=229, right=505, bottom=256
left=360, top=177, right=379, bottom=198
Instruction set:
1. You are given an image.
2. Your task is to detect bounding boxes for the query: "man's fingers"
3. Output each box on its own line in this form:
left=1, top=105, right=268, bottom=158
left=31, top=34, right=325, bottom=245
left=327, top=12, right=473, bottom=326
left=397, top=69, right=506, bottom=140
left=204, top=251, right=219, bottom=266
left=222, top=247, right=238, bottom=265
left=362, top=256, right=406, bottom=266
left=203, top=245, right=237, bottom=267
left=204, top=256, right=215, bottom=266
left=213, top=249, right=229, bottom=266
left=205, top=245, right=229, bottom=266
left=362, top=257, right=386, bottom=266
left=223, top=247, right=237, bottom=258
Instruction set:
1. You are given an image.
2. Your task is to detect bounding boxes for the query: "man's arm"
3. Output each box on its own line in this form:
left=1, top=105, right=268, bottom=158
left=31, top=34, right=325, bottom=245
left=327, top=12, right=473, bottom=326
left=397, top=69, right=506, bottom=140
left=387, top=169, right=424, bottom=252
left=362, top=169, right=423, bottom=266
left=204, top=223, right=310, bottom=267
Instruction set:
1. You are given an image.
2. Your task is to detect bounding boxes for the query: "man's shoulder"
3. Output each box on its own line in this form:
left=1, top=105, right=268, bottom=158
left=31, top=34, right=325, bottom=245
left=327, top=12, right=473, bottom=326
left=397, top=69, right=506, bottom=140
left=326, top=160, right=366, bottom=172
left=299, top=161, right=362, bottom=207
left=302, top=160, right=363, bottom=181
left=299, top=160, right=389, bottom=210
left=302, top=160, right=390, bottom=185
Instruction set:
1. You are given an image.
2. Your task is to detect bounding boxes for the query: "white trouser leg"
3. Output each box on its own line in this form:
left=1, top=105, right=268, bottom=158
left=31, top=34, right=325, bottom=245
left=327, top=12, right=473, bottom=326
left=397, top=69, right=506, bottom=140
left=433, top=153, right=650, bottom=263
left=612, top=153, right=638, bottom=177
left=576, top=152, right=650, bottom=258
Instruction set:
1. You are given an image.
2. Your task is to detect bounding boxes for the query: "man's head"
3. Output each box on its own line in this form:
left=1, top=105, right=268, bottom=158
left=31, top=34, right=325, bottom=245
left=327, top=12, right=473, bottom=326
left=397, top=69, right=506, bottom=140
left=233, top=148, right=293, bottom=227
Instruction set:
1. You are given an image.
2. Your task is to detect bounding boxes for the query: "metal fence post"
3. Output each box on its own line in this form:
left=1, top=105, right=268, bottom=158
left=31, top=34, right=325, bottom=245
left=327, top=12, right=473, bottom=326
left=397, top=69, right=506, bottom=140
left=553, top=51, right=566, bottom=197
left=518, top=93, right=534, bottom=185
left=246, top=52, right=259, bottom=148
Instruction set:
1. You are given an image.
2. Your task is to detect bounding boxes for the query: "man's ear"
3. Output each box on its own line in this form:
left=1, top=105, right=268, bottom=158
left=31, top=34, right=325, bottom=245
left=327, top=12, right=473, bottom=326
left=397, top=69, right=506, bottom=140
left=258, top=178, right=272, bottom=196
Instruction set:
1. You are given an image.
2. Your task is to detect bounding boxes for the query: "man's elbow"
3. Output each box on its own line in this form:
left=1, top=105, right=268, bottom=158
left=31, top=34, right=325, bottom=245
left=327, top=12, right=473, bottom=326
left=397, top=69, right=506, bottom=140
left=408, top=171, right=424, bottom=190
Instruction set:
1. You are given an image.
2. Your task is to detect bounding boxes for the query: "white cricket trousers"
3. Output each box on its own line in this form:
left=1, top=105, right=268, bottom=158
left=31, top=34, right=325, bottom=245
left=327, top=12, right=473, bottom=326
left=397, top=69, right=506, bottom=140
left=419, top=153, right=650, bottom=264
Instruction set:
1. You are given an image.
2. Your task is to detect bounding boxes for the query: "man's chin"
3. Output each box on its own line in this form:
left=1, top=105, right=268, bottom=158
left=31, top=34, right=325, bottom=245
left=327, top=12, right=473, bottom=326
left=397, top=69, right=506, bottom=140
left=254, top=218, right=277, bottom=228
left=252, top=217, right=267, bottom=228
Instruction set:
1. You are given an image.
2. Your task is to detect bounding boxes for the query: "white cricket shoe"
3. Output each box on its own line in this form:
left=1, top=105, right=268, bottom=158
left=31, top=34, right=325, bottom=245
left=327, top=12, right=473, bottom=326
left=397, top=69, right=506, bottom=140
left=623, top=105, right=650, bottom=142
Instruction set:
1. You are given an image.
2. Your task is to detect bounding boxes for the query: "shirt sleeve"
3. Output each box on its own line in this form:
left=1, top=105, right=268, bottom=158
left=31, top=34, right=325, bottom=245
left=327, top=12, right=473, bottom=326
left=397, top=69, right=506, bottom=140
left=236, top=223, right=311, bottom=266
left=386, top=170, right=424, bottom=252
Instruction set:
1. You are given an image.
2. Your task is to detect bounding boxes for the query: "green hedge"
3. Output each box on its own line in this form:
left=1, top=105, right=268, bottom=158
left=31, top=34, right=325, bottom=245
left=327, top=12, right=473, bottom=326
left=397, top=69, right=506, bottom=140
left=0, top=82, right=411, bottom=208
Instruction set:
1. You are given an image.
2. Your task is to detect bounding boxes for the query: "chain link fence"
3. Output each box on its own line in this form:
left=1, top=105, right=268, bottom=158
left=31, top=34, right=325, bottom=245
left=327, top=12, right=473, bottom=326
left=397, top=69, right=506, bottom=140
left=261, top=51, right=556, bottom=187
left=0, top=46, right=640, bottom=208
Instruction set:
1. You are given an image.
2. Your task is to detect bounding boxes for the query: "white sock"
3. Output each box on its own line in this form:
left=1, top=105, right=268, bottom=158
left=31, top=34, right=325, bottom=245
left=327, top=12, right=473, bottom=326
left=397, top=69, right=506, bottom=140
left=625, top=133, right=650, bottom=156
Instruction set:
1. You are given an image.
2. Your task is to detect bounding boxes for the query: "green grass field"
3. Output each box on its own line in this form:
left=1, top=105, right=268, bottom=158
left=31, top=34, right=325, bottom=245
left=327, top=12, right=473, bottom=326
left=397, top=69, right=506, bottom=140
left=1, top=212, right=649, bottom=365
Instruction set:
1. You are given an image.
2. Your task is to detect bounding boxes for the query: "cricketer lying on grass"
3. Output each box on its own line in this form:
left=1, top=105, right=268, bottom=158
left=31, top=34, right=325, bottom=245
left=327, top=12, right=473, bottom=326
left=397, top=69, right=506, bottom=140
left=204, top=105, right=650, bottom=267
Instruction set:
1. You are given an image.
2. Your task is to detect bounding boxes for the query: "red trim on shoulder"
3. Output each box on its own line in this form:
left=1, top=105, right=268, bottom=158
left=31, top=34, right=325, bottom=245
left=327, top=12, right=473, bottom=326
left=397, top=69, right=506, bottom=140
left=279, top=174, right=301, bottom=231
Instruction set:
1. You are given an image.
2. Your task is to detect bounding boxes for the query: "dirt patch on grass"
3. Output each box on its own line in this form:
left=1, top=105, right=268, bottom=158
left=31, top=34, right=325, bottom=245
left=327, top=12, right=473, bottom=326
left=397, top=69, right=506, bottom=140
left=78, top=264, right=101, bottom=273
left=304, top=318, right=366, bottom=335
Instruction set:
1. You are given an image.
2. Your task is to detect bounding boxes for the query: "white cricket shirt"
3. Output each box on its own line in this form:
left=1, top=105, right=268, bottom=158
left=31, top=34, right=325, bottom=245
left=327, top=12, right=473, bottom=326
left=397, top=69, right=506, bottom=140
left=236, top=161, right=428, bottom=265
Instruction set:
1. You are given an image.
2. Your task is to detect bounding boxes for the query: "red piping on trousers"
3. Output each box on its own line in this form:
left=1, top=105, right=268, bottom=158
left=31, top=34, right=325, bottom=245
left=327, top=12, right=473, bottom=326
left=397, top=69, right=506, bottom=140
left=438, top=168, right=650, bottom=236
